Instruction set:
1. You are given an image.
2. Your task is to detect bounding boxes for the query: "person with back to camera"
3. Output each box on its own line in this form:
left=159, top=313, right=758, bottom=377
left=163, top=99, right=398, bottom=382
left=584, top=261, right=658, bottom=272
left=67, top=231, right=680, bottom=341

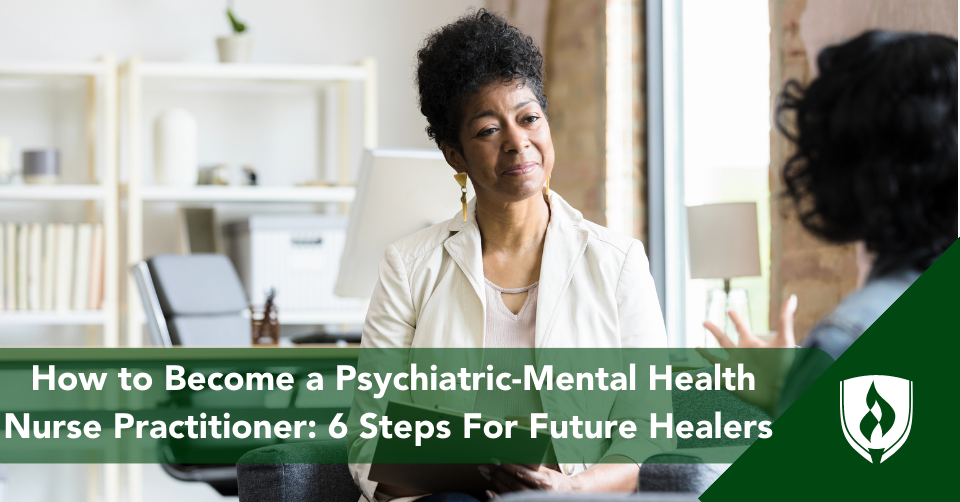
left=348, top=9, right=673, bottom=502
left=700, top=30, right=958, bottom=417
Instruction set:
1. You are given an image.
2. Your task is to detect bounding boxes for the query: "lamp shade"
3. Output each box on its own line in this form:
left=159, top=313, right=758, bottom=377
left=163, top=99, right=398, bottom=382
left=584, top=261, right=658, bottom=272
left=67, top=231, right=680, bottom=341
left=687, top=202, right=761, bottom=280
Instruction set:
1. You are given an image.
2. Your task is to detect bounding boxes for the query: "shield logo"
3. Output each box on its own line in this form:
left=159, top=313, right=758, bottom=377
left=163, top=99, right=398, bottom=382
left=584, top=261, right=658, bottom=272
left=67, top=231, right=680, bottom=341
left=840, top=375, right=913, bottom=463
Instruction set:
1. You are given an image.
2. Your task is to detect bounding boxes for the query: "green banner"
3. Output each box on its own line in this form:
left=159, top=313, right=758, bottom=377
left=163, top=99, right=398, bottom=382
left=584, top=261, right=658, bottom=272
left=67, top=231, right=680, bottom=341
left=0, top=347, right=830, bottom=464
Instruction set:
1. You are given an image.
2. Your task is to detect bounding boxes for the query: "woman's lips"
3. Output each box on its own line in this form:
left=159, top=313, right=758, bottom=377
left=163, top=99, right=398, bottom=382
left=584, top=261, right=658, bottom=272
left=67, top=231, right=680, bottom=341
left=502, top=162, right=537, bottom=176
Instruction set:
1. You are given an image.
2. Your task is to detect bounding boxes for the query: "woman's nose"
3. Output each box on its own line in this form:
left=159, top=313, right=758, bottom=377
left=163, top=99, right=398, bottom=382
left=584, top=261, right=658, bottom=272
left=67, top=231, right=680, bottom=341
left=501, top=123, right=530, bottom=153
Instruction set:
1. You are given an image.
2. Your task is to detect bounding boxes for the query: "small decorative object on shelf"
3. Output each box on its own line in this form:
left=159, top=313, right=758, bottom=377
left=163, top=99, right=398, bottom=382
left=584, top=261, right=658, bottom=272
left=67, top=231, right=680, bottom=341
left=217, top=2, right=252, bottom=63
left=198, top=164, right=230, bottom=185
left=0, top=137, right=12, bottom=184
left=251, top=287, right=279, bottom=345
left=154, top=109, right=198, bottom=186
left=241, top=165, right=257, bottom=186
left=22, top=149, right=60, bottom=185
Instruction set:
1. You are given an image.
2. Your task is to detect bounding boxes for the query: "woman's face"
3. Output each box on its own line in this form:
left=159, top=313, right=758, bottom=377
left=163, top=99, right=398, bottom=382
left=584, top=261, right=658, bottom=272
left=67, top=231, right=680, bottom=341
left=442, top=81, right=554, bottom=204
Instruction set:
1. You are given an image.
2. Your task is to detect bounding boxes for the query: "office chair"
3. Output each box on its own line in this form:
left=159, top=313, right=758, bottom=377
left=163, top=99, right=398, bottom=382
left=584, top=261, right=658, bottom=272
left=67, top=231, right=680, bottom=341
left=131, top=253, right=251, bottom=347
left=130, top=253, right=256, bottom=496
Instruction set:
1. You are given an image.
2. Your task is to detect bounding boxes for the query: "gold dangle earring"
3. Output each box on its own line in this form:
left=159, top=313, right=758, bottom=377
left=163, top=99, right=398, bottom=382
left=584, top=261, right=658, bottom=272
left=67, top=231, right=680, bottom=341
left=454, top=172, right=468, bottom=221
left=543, top=174, right=551, bottom=195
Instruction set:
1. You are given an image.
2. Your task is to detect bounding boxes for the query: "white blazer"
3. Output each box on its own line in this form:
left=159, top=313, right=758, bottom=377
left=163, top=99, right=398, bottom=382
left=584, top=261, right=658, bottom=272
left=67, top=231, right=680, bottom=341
left=350, top=191, right=673, bottom=501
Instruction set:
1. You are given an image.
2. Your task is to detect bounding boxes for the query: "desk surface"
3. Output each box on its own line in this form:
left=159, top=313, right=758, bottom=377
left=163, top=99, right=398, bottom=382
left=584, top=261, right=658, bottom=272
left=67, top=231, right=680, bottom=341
left=0, top=346, right=360, bottom=364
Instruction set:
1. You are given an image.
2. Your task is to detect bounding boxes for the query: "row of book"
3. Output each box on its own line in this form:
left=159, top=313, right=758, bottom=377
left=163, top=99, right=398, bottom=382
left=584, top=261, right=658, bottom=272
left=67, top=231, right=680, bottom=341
left=0, top=223, right=105, bottom=311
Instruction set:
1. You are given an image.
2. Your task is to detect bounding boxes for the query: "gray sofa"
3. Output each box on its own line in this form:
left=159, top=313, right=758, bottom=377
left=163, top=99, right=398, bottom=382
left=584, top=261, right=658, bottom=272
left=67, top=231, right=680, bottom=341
left=237, top=371, right=766, bottom=501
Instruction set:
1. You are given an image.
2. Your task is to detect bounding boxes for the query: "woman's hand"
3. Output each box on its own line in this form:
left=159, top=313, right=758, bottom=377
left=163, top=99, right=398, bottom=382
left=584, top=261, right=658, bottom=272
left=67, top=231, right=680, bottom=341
left=696, top=294, right=798, bottom=415
left=480, top=458, right=640, bottom=495
left=704, top=294, right=797, bottom=349
left=480, top=464, right=574, bottom=494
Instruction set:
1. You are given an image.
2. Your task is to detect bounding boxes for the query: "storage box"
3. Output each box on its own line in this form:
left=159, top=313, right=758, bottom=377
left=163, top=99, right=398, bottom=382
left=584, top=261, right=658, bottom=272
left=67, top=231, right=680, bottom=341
left=225, top=215, right=365, bottom=318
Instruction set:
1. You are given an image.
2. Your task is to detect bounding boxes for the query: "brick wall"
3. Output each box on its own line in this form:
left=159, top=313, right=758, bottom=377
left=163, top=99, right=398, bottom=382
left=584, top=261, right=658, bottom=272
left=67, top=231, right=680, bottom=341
left=543, top=0, right=608, bottom=226
left=768, top=0, right=958, bottom=340
left=632, top=0, right=647, bottom=243
left=541, top=0, right=647, bottom=242
left=769, top=0, right=859, bottom=341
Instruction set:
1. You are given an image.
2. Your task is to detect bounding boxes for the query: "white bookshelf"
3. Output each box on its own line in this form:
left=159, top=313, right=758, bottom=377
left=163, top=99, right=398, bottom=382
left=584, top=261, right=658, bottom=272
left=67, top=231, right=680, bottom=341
left=0, top=310, right=107, bottom=325
left=138, top=62, right=369, bottom=82
left=0, top=61, right=107, bottom=77
left=0, top=184, right=106, bottom=201
left=121, top=58, right=377, bottom=348
left=0, top=57, right=120, bottom=343
left=137, top=185, right=356, bottom=203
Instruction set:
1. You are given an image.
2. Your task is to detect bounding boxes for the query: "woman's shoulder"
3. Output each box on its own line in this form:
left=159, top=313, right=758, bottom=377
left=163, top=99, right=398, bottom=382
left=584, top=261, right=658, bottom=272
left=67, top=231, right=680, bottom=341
left=552, top=192, right=640, bottom=257
left=578, top=218, right=642, bottom=257
left=805, top=267, right=921, bottom=356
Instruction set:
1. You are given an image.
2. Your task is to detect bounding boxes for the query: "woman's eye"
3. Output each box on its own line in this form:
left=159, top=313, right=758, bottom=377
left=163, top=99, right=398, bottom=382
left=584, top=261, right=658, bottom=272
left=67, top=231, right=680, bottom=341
left=478, top=127, right=498, bottom=137
left=523, top=115, right=540, bottom=124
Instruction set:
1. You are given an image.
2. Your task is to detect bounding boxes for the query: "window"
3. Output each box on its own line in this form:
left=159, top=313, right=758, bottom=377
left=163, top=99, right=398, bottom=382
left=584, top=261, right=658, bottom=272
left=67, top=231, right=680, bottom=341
left=648, top=0, right=771, bottom=348
left=681, top=0, right=771, bottom=346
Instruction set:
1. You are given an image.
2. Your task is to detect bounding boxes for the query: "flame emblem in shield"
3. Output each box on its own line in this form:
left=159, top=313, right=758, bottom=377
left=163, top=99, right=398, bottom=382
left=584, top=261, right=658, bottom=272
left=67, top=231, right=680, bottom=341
left=840, top=375, right=913, bottom=464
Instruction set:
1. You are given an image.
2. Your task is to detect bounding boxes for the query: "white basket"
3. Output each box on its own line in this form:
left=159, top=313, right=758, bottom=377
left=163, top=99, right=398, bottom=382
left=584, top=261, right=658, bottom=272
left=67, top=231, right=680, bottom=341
left=227, top=215, right=365, bottom=319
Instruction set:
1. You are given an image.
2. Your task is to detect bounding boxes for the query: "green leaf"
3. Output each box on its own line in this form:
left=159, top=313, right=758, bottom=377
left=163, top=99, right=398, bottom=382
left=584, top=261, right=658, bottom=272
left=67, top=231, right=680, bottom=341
left=226, top=8, right=247, bottom=34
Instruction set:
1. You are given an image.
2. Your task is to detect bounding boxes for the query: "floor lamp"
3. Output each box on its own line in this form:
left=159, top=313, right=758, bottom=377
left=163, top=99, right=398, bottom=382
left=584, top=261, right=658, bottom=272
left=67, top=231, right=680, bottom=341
left=687, top=202, right=762, bottom=346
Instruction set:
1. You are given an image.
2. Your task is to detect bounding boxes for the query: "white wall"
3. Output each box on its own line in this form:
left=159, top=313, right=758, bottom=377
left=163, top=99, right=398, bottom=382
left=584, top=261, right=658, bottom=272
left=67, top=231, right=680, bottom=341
left=0, top=0, right=482, bottom=150
left=0, top=1, right=479, bottom=501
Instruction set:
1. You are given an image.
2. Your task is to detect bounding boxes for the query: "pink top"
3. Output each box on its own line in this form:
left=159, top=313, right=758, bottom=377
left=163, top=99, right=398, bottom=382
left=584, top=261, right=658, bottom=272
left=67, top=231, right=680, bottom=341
left=483, top=278, right=539, bottom=348
left=473, top=278, right=543, bottom=419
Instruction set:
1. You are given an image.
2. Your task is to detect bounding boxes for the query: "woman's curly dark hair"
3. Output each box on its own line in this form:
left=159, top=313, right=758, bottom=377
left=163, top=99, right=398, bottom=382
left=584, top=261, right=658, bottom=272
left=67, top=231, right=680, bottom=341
left=776, top=30, right=957, bottom=274
left=416, top=9, right=547, bottom=152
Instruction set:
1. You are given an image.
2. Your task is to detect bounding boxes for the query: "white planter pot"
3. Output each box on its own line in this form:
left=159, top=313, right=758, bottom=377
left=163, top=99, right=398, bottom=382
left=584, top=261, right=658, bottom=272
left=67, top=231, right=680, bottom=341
left=154, top=108, right=198, bottom=186
left=217, top=34, right=253, bottom=63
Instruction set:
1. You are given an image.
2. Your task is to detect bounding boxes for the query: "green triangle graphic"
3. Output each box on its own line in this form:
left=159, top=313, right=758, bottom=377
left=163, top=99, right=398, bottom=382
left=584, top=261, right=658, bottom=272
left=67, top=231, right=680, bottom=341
left=700, top=240, right=959, bottom=501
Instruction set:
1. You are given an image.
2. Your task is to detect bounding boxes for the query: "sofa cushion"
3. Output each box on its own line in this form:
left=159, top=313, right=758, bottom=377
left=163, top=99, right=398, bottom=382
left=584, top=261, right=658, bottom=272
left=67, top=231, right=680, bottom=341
left=672, top=370, right=771, bottom=449
left=238, top=439, right=359, bottom=502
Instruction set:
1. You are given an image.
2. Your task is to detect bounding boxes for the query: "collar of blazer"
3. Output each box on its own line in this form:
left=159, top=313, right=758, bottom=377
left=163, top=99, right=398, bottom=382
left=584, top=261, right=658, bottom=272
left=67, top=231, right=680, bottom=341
left=442, top=190, right=590, bottom=348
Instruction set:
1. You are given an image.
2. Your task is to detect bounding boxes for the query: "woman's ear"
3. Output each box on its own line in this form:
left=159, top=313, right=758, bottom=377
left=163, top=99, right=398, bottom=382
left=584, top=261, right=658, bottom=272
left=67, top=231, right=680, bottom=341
left=440, top=142, right=467, bottom=174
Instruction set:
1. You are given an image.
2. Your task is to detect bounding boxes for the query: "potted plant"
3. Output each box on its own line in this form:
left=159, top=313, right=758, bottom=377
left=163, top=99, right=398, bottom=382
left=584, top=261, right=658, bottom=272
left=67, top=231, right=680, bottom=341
left=216, top=2, right=252, bottom=63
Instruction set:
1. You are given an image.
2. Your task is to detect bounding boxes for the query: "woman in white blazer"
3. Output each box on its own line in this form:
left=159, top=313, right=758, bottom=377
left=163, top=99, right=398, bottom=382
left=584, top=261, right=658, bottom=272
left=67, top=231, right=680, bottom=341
left=350, top=10, right=673, bottom=502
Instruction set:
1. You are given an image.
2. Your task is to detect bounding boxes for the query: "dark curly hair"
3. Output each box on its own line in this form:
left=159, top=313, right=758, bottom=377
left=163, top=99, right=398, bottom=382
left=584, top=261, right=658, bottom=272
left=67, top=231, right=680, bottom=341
left=416, top=9, right=547, bottom=152
left=776, top=30, right=957, bottom=274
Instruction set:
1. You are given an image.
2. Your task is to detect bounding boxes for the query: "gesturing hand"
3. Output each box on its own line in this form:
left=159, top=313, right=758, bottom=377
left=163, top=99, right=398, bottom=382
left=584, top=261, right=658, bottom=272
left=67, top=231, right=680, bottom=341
left=697, top=295, right=798, bottom=415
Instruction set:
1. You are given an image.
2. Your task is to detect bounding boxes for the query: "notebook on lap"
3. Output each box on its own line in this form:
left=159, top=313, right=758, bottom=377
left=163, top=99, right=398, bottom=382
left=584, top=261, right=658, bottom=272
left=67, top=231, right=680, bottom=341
left=368, top=401, right=551, bottom=497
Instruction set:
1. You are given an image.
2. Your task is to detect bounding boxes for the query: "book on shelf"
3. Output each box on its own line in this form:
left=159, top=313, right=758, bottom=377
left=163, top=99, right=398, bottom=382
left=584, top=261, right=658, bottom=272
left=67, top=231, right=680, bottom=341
left=27, top=223, right=42, bottom=310
left=72, top=224, right=92, bottom=311
left=87, top=224, right=104, bottom=310
left=0, top=225, right=4, bottom=310
left=3, top=224, right=14, bottom=310
left=0, top=221, right=105, bottom=313
left=16, top=223, right=27, bottom=310
left=41, top=223, right=56, bottom=310
left=55, top=224, right=75, bottom=311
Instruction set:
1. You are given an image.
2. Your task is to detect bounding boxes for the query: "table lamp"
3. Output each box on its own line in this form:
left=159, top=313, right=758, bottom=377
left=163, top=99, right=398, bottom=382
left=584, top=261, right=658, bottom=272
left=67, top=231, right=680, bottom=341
left=687, top=202, right=762, bottom=344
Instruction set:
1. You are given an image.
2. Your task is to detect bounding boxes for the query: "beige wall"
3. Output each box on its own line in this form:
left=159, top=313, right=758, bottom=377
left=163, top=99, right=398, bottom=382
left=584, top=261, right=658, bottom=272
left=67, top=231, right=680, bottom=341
left=540, top=0, right=647, bottom=241
left=800, top=0, right=958, bottom=75
left=768, top=0, right=958, bottom=340
left=544, top=0, right=609, bottom=226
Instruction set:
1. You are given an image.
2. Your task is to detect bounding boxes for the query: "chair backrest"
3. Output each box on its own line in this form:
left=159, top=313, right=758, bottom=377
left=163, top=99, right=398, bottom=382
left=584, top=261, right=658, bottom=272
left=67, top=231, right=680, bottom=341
left=131, top=254, right=251, bottom=347
left=131, top=260, right=173, bottom=347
